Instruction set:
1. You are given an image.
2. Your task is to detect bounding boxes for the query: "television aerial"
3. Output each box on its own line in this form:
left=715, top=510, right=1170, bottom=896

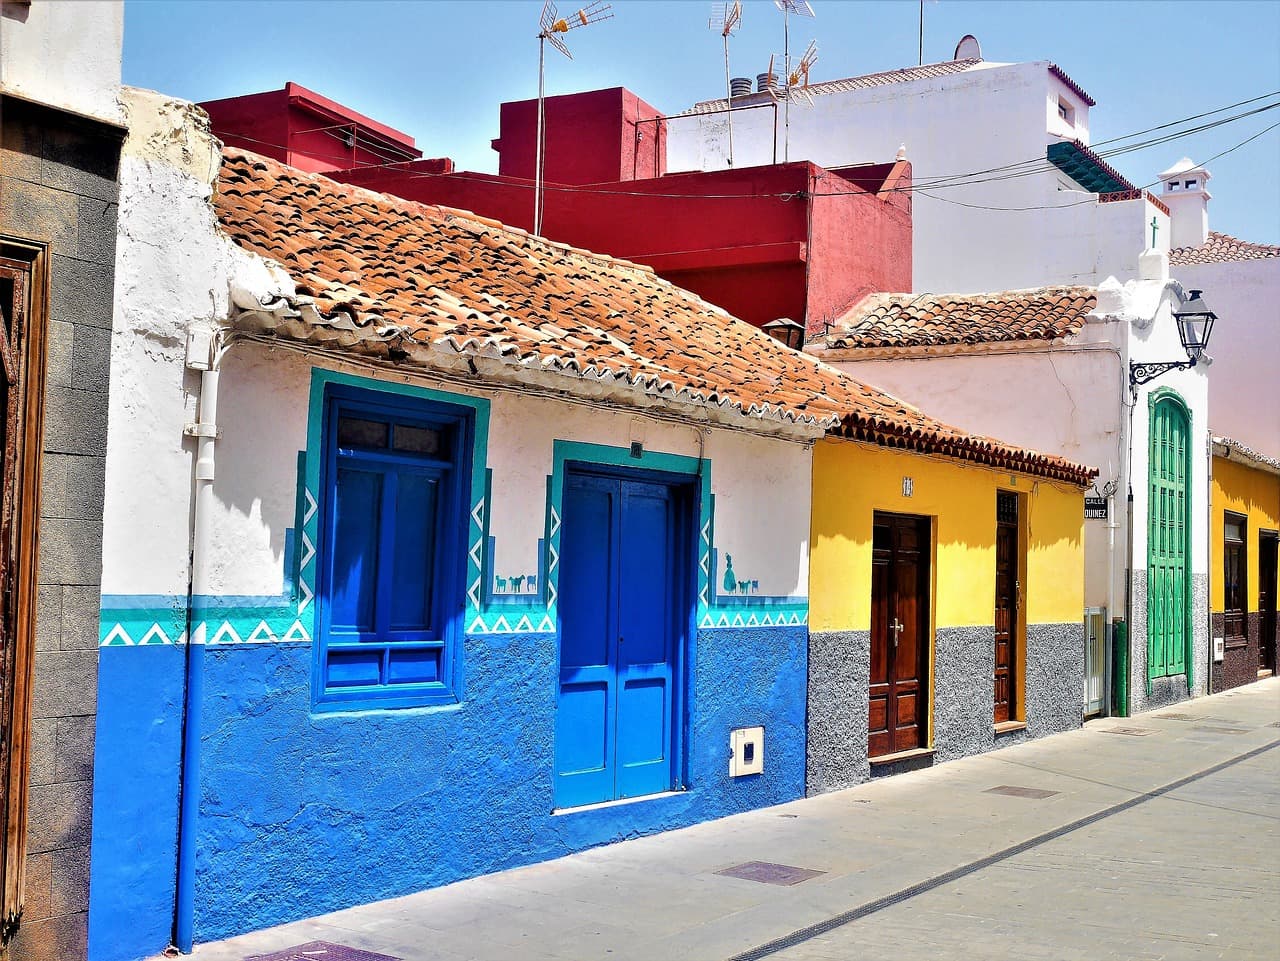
left=708, top=1, right=743, bottom=167
left=534, top=1, right=614, bottom=234
left=787, top=40, right=819, bottom=106
left=773, top=0, right=816, bottom=161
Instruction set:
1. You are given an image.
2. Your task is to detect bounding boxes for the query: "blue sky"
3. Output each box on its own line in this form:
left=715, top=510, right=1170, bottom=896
left=124, top=0, right=1280, bottom=244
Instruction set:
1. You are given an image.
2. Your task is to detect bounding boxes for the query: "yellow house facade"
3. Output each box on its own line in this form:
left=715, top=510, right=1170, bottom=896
left=1209, top=439, right=1280, bottom=692
left=807, top=438, right=1088, bottom=792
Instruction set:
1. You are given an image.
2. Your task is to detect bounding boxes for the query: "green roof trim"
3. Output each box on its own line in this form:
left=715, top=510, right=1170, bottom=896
left=1047, top=141, right=1134, bottom=195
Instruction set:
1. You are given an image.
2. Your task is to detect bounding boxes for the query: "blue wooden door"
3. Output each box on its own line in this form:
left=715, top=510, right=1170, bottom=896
left=555, top=471, right=684, bottom=808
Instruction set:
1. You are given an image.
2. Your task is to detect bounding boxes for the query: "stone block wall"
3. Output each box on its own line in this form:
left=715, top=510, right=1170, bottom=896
left=1, top=94, right=120, bottom=961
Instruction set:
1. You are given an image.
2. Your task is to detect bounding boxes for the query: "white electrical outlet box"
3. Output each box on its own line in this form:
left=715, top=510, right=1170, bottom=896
left=729, top=726, right=764, bottom=777
left=1213, top=636, right=1225, bottom=662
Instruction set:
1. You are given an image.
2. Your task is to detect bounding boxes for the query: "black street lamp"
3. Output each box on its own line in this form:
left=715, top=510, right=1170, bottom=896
left=763, top=317, right=806, bottom=351
left=1129, top=289, right=1218, bottom=399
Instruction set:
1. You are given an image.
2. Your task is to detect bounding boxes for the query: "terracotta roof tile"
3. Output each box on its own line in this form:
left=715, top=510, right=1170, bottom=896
left=212, top=148, right=1094, bottom=486
left=1169, top=231, right=1280, bottom=266
left=825, top=287, right=1097, bottom=350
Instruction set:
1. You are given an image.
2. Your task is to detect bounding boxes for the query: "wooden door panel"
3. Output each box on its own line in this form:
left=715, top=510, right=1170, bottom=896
left=615, top=481, right=675, bottom=800
left=1260, top=535, right=1278, bottom=672
left=994, top=504, right=1017, bottom=724
left=869, top=514, right=929, bottom=757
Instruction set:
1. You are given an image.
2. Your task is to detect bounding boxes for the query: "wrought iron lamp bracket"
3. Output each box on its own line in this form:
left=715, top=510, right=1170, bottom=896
left=1129, top=358, right=1196, bottom=400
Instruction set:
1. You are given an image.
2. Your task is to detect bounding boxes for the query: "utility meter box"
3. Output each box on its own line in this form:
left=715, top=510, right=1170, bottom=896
left=1213, top=636, right=1225, bottom=662
left=729, top=726, right=764, bottom=777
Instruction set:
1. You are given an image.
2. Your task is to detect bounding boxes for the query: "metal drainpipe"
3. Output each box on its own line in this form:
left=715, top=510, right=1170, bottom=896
left=174, top=363, right=220, bottom=953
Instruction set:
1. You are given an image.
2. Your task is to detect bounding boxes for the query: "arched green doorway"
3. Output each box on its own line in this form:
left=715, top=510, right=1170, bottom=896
left=1147, top=390, right=1192, bottom=689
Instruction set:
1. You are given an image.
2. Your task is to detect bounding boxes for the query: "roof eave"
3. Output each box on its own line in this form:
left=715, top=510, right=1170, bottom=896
left=229, top=299, right=834, bottom=444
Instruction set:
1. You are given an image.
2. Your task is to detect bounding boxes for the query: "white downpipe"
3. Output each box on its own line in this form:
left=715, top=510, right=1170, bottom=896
left=191, top=368, right=219, bottom=596
left=174, top=364, right=219, bottom=952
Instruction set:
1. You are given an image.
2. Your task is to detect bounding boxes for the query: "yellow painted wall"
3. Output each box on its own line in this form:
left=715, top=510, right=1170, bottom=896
left=810, top=439, right=1085, bottom=633
left=1210, top=455, right=1280, bottom=613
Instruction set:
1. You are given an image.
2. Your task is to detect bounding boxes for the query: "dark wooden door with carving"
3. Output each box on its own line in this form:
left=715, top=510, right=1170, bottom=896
left=994, top=491, right=1019, bottom=724
left=869, top=513, right=930, bottom=758
left=1260, top=532, right=1277, bottom=674
left=0, top=257, right=38, bottom=945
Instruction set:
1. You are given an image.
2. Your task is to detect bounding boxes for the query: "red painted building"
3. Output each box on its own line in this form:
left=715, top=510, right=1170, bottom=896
left=201, top=85, right=911, bottom=334
left=200, top=82, right=426, bottom=174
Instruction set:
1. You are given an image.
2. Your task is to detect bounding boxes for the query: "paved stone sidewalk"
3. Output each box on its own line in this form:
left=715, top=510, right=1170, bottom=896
left=184, top=679, right=1280, bottom=961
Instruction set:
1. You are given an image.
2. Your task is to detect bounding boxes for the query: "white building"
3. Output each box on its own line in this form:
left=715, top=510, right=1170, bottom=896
left=810, top=249, right=1212, bottom=716
left=1160, top=158, right=1280, bottom=460
left=666, top=42, right=1170, bottom=294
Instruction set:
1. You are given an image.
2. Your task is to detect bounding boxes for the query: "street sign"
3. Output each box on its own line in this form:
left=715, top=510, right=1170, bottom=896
left=1085, top=496, right=1108, bottom=520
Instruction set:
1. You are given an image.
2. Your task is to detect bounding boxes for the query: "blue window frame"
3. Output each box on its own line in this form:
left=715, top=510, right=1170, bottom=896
left=315, top=385, right=471, bottom=710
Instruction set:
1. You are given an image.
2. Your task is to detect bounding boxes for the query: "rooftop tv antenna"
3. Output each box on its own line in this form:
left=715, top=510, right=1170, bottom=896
left=773, top=0, right=815, bottom=162
left=534, top=1, right=613, bottom=235
left=709, top=1, right=743, bottom=167
left=787, top=39, right=819, bottom=106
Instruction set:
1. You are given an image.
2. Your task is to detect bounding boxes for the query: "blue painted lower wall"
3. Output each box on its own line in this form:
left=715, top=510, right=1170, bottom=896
left=89, top=646, right=186, bottom=961
left=89, top=625, right=806, bottom=958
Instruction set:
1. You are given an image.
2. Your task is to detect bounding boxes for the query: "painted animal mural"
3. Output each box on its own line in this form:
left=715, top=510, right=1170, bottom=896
left=492, top=572, right=540, bottom=594
left=720, top=554, right=760, bottom=595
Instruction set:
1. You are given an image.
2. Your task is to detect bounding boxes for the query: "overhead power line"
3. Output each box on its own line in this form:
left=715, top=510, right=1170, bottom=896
left=214, top=90, right=1280, bottom=206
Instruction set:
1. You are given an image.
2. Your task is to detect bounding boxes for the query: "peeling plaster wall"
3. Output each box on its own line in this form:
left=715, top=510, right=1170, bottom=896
left=90, top=88, right=813, bottom=959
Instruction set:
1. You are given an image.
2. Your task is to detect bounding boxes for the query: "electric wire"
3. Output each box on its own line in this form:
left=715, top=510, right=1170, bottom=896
left=212, top=91, right=1280, bottom=206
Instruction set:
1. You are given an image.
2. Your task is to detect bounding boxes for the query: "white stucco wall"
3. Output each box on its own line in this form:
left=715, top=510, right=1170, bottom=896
left=817, top=268, right=1212, bottom=624
left=1173, top=257, right=1280, bottom=458
left=104, top=89, right=238, bottom=597
left=207, top=345, right=811, bottom=602
left=104, top=88, right=813, bottom=609
left=667, top=60, right=1163, bottom=293
left=823, top=345, right=1125, bottom=611
left=0, top=0, right=124, bottom=124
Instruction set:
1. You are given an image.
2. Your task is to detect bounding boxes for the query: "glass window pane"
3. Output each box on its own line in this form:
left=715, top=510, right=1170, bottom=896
left=1225, top=517, right=1244, bottom=542
left=394, top=424, right=443, bottom=455
left=338, top=416, right=389, bottom=449
left=331, top=467, right=382, bottom=631
left=390, top=471, right=439, bottom=630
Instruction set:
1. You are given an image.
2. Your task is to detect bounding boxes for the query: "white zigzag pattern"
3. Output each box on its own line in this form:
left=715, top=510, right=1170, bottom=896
left=299, top=532, right=316, bottom=573
left=246, top=620, right=278, bottom=643
left=139, top=624, right=174, bottom=646
left=102, top=624, right=133, bottom=646
left=303, top=488, right=318, bottom=525
left=297, top=578, right=314, bottom=615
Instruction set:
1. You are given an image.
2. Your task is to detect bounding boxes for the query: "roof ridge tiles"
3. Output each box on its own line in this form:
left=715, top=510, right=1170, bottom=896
left=212, top=146, right=1096, bottom=486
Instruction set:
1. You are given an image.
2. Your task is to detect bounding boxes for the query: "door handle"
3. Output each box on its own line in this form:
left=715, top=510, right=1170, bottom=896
left=891, top=619, right=903, bottom=647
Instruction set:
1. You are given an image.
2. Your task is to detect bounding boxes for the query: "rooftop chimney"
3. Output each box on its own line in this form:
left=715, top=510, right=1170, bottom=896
left=1157, top=157, right=1211, bottom=250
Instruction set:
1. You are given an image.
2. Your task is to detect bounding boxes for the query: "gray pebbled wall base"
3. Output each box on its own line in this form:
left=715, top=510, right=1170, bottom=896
left=1025, top=623, right=1085, bottom=738
left=806, top=623, right=1086, bottom=796
left=1129, top=571, right=1210, bottom=713
left=806, top=631, right=870, bottom=795
left=932, top=626, right=995, bottom=763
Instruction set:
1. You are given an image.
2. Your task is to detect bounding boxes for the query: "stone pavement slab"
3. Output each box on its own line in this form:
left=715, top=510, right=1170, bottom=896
left=183, top=679, right=1280, bottom=961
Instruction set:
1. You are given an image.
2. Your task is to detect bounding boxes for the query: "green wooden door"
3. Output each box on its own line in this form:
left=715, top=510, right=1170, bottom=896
left=1147, top=394, right=1191, bottom=682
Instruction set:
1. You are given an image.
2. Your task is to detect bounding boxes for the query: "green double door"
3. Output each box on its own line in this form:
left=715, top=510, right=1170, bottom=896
left=1147, top=396, right=1191, bottom=683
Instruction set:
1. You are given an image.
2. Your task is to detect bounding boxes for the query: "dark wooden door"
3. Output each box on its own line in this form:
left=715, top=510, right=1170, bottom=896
left=1223, top=513, right=1247, bottom=653
left=869, top=513, right=929, bottom=758
left=994, top=492, right=1018, bottom=723
left=0, top=257, right=39, bottom=945
left=1260, top=532, right=1278, bottom=673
